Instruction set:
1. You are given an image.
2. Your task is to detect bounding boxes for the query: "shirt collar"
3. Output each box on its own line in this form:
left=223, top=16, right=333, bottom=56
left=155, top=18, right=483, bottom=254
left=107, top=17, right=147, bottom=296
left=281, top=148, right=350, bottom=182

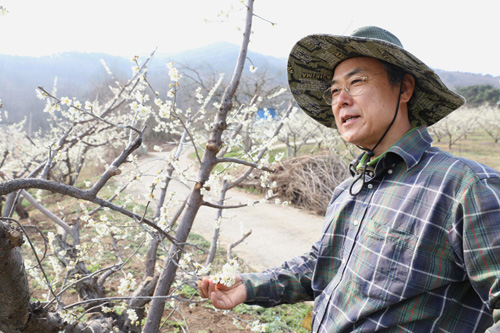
left=350, top=126, right=433, bottom=175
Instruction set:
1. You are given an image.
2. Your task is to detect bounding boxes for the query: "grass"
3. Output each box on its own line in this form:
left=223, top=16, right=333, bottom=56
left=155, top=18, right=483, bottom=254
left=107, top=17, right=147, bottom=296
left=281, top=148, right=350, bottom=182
left=233, top=302, right=313, bottom=332
left=432, top=130, right=500, bottom=170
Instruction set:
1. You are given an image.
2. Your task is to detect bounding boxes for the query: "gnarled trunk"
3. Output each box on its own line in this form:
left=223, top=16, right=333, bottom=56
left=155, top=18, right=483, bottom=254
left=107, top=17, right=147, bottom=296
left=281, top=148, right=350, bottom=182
left=0, top=220, right=31, bottom=333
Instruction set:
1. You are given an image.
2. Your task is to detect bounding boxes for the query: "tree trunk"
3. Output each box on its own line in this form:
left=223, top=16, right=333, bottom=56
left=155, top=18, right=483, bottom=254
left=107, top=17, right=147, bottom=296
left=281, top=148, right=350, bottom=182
left=121, top=274, right=159, bottom=332
left=0, top=220, right=31, bottom=332
left=143, top=188, right=204, bottom=332
left=143, top=3, right=255, bottom=331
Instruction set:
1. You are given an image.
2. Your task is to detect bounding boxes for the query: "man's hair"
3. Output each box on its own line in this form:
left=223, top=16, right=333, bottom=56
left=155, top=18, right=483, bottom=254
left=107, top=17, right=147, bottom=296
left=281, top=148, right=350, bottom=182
left=381, top=60, right=406, bottom=86
left=381, top=60, right=415, bottom=111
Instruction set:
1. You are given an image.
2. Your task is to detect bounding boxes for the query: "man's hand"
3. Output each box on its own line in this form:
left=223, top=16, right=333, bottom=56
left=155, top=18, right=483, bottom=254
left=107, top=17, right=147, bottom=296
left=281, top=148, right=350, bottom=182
left=198, top=275, right=247, bottom=310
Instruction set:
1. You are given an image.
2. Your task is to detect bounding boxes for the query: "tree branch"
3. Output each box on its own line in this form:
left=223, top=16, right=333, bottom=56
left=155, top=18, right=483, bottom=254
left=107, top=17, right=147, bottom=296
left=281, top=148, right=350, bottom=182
left=215, top=157, right=274, bottom=172
left=21, top=190, right=75, bottom=238
left=201, top=200, right=255, bottom=209
left=227, top=230, right=252, bottom=261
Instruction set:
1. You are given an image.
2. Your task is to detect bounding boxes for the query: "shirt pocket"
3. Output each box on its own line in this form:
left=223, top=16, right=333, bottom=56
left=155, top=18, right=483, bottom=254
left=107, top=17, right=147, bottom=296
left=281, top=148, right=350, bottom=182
left=352, top=219, right=419, bottom=303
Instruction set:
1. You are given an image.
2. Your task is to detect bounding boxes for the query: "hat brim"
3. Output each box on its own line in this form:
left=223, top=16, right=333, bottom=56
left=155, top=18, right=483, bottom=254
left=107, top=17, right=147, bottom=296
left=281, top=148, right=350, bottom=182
left=287, top=34, right=465, bottom=128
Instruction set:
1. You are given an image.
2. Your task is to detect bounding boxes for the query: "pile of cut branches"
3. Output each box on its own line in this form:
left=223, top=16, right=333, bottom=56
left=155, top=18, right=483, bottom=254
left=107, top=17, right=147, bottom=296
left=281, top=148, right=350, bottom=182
left=242, top=155, right=350, bottom=215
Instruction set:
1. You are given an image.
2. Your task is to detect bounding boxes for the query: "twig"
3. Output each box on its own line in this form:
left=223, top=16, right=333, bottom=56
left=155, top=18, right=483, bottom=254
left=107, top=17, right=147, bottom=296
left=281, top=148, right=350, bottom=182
left=226, top=101, right=294, bottom=190
left=252, top=12, right=277, bottom=26
left=37, top=86, right=142, bottom=134
left=62, top=295, right=203, bottom=310
left=44, top=239, right=146, bottom=310
left=201, top=200, right=256, bottom=210
left=22, top=225, right=48, bottom=269
left=41, top=125, right=73, bottom=180
left=227, top=230, right=252, bottom=262
left=216, top=157, right=274, bottom=172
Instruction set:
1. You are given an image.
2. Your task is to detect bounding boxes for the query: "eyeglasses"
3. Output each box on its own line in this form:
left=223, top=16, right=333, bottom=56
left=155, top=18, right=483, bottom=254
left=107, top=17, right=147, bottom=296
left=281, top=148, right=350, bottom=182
left=322, top=73, right=385, bottom=105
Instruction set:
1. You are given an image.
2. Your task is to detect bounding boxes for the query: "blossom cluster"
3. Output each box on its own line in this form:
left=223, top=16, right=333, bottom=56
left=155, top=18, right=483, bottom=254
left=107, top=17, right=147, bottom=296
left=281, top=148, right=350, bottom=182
left=209, top=259, right=240, bottom=287
left=118, top=273, right=137, bottom=294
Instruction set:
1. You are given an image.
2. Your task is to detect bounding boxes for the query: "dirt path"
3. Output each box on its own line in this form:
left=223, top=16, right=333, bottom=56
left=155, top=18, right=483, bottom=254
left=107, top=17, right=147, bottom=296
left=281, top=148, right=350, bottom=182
left=118, top=149, right=324, bottom=272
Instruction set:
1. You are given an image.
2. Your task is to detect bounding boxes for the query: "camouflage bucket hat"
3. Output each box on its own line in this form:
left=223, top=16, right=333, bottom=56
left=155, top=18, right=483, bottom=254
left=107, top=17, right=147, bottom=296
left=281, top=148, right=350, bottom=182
left=287, top=26, right=465, bottom=128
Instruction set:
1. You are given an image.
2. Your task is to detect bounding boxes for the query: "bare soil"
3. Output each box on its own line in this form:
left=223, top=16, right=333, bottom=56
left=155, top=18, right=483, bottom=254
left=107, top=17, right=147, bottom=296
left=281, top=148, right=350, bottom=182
left=165, top=302, right=256, bottom=332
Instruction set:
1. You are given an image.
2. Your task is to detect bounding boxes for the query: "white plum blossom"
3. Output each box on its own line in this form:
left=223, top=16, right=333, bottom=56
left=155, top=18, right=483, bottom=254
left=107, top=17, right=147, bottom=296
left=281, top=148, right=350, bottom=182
left=35, top=89, right=47, bottom=100
left=100, top=59, right=113, bottom=76
left=102, top=306, right=113, bottom=313
left=194, top=262, right=211, bottom=276
left=52, top=150, right=67, bottom=163
left=46, top=231, right=56, bottom=245
left=167, top=62, right=182, bottom=82
left=118, top=273, right=137, bottom=294
left=158, top=102, right=172, bottom=119
left=95, top=223, right=109, bottom=237
left=126, top=308, right=139, bottom=325
left=59, top=310, right=79, bottom=324
left=179, top=252, right=192, bottom=270
left=210, top=259, right=240, bottom=287
left=60, top=97, right=71, bottom=106
left=196, top=87, right=204, bottom=104
left=267, top=87, right=287, bottom=100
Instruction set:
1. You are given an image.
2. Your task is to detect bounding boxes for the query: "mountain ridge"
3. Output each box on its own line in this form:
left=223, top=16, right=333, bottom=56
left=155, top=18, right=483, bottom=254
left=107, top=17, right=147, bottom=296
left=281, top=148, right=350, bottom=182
left=1, top=43, right=498, bottom=130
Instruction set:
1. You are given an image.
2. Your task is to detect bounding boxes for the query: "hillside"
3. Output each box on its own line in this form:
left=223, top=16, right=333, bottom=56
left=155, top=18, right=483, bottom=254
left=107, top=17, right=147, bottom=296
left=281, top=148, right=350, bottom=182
left=0, top=43, right=498, bottom=132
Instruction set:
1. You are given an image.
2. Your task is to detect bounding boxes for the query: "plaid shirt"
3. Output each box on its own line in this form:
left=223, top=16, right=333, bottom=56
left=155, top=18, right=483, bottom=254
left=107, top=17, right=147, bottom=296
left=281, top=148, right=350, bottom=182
left=241, top=127, right=500, bottom=332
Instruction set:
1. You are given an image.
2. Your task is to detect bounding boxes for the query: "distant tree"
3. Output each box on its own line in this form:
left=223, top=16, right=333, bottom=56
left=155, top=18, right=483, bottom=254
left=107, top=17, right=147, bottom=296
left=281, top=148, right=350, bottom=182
left=476, top=106, right=500, bottom=143
left=456, top=84, right=500, bottom=107
left=429, top=107, right=478, bottom=150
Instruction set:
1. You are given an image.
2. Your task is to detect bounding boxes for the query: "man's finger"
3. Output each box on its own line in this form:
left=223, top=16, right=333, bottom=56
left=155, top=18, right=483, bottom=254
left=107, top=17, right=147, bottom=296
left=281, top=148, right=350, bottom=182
left=198, top=280, right=205, bottom=298
left=198, top=278, right=210, bottom=298
left=208, top=279, right=217, bottom=297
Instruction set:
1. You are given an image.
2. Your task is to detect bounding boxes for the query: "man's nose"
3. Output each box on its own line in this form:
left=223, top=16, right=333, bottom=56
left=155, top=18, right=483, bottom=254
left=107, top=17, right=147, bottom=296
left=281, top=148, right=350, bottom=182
left=336, top=87, right=352, bottom=106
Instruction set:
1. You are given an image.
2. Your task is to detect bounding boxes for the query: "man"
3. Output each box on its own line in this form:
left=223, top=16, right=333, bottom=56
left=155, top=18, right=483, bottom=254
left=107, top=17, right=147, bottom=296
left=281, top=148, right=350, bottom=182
left=199, top=26, right=500, bottom=332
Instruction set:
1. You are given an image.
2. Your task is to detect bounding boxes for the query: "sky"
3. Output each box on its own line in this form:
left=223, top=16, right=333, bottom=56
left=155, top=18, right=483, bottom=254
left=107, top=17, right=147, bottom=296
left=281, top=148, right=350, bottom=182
left=1, top=0, right=499, bottom=76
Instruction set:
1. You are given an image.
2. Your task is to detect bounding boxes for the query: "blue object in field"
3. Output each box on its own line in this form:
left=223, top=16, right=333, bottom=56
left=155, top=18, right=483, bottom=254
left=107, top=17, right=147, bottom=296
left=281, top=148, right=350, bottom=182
left=256, top=108, right=277, bottom=120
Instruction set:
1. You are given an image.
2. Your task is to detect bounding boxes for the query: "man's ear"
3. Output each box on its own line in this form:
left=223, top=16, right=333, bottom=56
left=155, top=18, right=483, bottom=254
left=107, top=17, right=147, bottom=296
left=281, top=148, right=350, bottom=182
left=400, top=74, right=415, bottom=103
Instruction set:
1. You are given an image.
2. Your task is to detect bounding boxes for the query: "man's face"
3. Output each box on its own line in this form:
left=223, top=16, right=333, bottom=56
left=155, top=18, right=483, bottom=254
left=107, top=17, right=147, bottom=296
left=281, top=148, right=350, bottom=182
left=331, top=57, right=403, bottom=151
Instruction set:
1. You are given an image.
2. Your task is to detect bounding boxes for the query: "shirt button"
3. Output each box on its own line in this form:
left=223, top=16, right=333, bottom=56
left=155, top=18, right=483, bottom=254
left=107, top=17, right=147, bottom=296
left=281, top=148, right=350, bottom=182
left=367, top=184, right=374, bottom=189
left=353, top=220, right=360, bottom=226
left=388, top=169, right=393, bottom=174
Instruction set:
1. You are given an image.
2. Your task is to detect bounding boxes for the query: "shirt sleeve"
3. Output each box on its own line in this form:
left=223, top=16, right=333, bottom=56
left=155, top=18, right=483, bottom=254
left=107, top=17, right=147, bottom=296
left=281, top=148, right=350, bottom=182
left=240, top=241, right=319, bottom=307
left=456, top=176, right=500, bottom=330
